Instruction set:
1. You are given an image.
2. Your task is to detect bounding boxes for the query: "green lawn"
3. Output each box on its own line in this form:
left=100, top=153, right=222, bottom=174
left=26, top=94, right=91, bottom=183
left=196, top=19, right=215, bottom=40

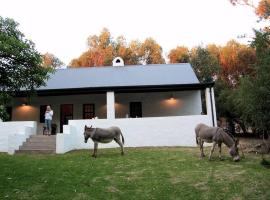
left=0, top=147, right=269, bottom=200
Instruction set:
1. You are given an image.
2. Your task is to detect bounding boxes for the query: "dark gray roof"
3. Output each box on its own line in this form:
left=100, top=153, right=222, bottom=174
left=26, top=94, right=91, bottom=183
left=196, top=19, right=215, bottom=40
left=38, top=63, right=199, bottom=90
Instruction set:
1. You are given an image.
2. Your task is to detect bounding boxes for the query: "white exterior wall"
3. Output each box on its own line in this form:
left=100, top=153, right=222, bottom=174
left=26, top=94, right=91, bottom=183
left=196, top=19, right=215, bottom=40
left=0, top=121, right=37, bottom=154
left=115, top=91, right=202, bottom=118
left=55, top=88, right=216, bottom=154
left=56, top=115, right=212, bottom=154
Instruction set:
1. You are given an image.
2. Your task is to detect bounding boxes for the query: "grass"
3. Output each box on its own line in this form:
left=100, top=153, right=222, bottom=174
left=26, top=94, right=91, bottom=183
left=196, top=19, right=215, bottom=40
left=0, top=147, right=269, bottom=200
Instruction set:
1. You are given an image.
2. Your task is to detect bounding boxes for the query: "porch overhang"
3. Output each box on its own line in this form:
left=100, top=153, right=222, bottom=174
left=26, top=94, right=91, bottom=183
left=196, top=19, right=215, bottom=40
left=15, top=82, right=215, bottom=97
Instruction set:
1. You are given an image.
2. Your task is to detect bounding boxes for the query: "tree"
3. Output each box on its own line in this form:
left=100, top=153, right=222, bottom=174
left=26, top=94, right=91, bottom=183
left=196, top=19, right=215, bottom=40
left=225, top=0, right=270, bottom=134
left=190, top=46, right=220, bottom=83
left=256, top=0, right=270, bottom=19
left=0, top=16, right=50, bottom=120
left=235, top=30, right=270, bottom=132
left=168, top=46, right=190, bottom=63
left=230, top=0, right=270, bottom=19
left=42, top=52, right=64, bottom=68
left=69, top=29, right=165, bottom=67
left=219, top=40, right=256, bottom=88
left=139, top=38, right=165, bottom=64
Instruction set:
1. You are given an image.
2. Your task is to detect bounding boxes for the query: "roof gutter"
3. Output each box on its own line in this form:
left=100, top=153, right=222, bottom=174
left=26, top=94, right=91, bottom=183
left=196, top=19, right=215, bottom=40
left=15, top=82, right=215, bottom=97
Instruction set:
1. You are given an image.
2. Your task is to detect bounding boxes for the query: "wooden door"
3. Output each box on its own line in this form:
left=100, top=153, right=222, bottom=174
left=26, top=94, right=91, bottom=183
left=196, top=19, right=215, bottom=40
left=60, top=104, right=73, bottom=133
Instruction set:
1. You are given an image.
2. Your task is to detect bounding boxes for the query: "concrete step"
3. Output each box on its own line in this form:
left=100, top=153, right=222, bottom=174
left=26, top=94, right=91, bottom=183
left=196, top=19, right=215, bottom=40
left=19, top=146, right=55, bottom=150
left=15, top=149, right=56, bottom=154
left=20, top=144, right=56, bottom=149
left=15, top=135, right=56, bottom=154
left=25, top=141, right=56, bottom=145
left=26, top=135, right=56, bottom=142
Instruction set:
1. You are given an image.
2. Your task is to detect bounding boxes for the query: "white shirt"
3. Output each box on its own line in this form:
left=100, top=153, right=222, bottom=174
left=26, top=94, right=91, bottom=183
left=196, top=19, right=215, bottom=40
left=45, top=110, right=53, bottom=120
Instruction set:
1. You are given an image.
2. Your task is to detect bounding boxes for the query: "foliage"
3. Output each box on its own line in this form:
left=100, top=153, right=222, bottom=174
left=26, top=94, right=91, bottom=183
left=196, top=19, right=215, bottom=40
left=0, top=16, right=50, bottom=119
left=235, top=30, right=270, bottom=132
left=219, top=40, right=256, bottom=88
left=69, top=28, right=165, bottom=67
left=190, top=46, right=220, bottom=83
left=139, top=37, right=165, bottom=64
left=230, top=0, right=270, bottom=19
left=42, top=53, right=64, bottom=68
left=256, top=0, right=270, bottom=19
left=168, top=46, right=190, bottom=63
left=0, top=148, right=269, bottom=199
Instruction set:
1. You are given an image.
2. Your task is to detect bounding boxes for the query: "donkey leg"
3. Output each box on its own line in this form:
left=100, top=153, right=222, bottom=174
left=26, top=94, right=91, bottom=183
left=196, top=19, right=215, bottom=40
left=200, top=140, right=205, bottom=158
left=92, top=142, right=98, bottom=158
left=202, top=141, right=206, bottom=157
left=209, top=142, right=216, bottom=161
left=114, top=137, right=124, bottom=155
left=218, top=143, right=222, bottom=160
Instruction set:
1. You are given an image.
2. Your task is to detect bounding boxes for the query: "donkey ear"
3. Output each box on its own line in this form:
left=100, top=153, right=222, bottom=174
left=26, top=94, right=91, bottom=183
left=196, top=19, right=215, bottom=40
left=85, top=125, right=87, bottom=130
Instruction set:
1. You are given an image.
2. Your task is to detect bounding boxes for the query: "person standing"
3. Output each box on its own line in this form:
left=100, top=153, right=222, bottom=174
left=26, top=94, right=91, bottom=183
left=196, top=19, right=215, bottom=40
left=45, top=105, right=53, bottom=135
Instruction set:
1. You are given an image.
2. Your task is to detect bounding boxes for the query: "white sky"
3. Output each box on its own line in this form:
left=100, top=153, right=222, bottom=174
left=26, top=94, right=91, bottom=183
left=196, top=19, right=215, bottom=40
left=0, top=0, right=261, bottom=65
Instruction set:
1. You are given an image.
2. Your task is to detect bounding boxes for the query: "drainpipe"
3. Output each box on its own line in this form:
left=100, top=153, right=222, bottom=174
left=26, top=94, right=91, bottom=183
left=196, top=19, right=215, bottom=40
left=209, top=87, right=215, bottom=126
left=205, top=87, right=217, bottom=127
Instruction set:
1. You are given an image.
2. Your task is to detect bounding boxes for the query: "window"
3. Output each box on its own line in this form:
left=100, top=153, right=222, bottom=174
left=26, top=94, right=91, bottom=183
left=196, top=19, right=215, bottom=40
left=40, top=105, right=47, bottom=123
left=130, top=102, right=142, bottom=118
left=83, top=104, right=95, bottom=119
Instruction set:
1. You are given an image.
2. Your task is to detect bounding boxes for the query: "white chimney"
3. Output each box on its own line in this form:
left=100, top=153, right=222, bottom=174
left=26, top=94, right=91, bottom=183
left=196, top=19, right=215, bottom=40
left=112, top=57, right=124, bottom=67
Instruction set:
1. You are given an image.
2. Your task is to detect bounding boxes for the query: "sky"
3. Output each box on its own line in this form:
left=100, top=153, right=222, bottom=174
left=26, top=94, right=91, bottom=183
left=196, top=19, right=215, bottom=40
left=0, top=0, right=261, bottom=65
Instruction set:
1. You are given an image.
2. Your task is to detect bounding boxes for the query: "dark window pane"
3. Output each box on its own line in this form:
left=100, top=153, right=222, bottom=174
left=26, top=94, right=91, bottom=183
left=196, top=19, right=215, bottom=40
left=83, top=104, right=95, bottom=119
left=130, top=102, right=142, bottom=118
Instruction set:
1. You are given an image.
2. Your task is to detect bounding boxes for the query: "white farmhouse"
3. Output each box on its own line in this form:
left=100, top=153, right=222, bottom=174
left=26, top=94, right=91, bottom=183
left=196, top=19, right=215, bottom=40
left=1, top=58, right=217, bottom=154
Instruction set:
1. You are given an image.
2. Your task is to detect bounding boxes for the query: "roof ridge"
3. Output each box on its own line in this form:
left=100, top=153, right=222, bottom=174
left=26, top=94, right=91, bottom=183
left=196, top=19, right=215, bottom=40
left=60, top=63, right=191, bottom=71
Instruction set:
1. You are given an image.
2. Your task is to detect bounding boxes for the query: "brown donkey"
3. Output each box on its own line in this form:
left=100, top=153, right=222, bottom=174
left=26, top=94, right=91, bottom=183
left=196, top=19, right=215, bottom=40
left=195, top=123, right=240, bottom=161
left=84, top=125, right=125, bottom=157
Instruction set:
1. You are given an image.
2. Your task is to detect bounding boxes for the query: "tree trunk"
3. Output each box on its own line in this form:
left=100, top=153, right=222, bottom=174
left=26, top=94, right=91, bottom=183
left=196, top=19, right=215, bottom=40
left=227, top=118, right=236, bottom=136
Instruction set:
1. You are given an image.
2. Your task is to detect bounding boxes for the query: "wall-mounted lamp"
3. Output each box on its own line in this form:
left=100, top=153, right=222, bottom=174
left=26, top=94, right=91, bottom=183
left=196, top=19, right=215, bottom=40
left=21, top=102, right=28, bottom=106
left=169, top=93, right=175, bottom=100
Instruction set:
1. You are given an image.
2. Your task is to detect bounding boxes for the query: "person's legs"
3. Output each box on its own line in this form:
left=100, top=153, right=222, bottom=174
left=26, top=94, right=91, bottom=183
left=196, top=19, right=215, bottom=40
left=45, top=119, right=49, bottom=135
left=48, top=120, right=52, bottom=135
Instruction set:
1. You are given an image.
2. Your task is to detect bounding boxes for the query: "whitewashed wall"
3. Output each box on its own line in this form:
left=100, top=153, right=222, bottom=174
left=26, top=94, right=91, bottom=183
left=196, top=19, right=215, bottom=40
left=0, top=121, right=37, bottom=154
left=56, top=115, right=212, bottom=154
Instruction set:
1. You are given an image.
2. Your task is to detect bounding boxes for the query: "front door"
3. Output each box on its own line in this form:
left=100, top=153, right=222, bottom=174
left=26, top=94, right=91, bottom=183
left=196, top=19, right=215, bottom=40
left=60, top=104, right=73, bottom=133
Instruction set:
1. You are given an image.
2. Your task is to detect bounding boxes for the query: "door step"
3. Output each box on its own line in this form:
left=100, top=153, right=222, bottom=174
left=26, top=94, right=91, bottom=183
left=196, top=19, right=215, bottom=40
left=15, top=135, right=56, bottom=154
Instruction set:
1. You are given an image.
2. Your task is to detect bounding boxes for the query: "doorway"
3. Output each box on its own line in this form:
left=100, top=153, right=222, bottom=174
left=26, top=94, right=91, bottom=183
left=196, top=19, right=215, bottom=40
left=60, top=104, right=73, bottom=133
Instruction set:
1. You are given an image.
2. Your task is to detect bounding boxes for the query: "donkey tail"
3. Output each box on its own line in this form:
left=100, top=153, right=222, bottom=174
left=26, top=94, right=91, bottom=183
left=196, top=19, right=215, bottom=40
left=196, top=136, right=199, bottom=145
left=120, top=131, right=125, bottom=145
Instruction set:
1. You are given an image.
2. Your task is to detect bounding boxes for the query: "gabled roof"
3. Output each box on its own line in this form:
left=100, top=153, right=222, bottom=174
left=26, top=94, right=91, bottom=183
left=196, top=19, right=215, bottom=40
left=17, top=63, right=214, bottom=96
left=39, top=63, right=199, bottom=90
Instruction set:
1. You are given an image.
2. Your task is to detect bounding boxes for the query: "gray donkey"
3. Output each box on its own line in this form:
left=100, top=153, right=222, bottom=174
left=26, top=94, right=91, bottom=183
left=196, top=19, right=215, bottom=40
left=84, top=125, right=125, bottom=157
left=195, top=123, right=240, bottom=161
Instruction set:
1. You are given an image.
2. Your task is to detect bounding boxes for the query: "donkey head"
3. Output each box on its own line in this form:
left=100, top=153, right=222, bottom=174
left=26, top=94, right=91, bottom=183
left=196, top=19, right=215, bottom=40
left=84, top=125, right=93, bottom=143
left=229, top=138, right=240, bottom=162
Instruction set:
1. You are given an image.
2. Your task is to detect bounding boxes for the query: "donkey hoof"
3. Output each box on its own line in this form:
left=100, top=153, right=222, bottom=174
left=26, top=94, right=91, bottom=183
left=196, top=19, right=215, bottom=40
left=92, top=154, right=97, bottom=158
